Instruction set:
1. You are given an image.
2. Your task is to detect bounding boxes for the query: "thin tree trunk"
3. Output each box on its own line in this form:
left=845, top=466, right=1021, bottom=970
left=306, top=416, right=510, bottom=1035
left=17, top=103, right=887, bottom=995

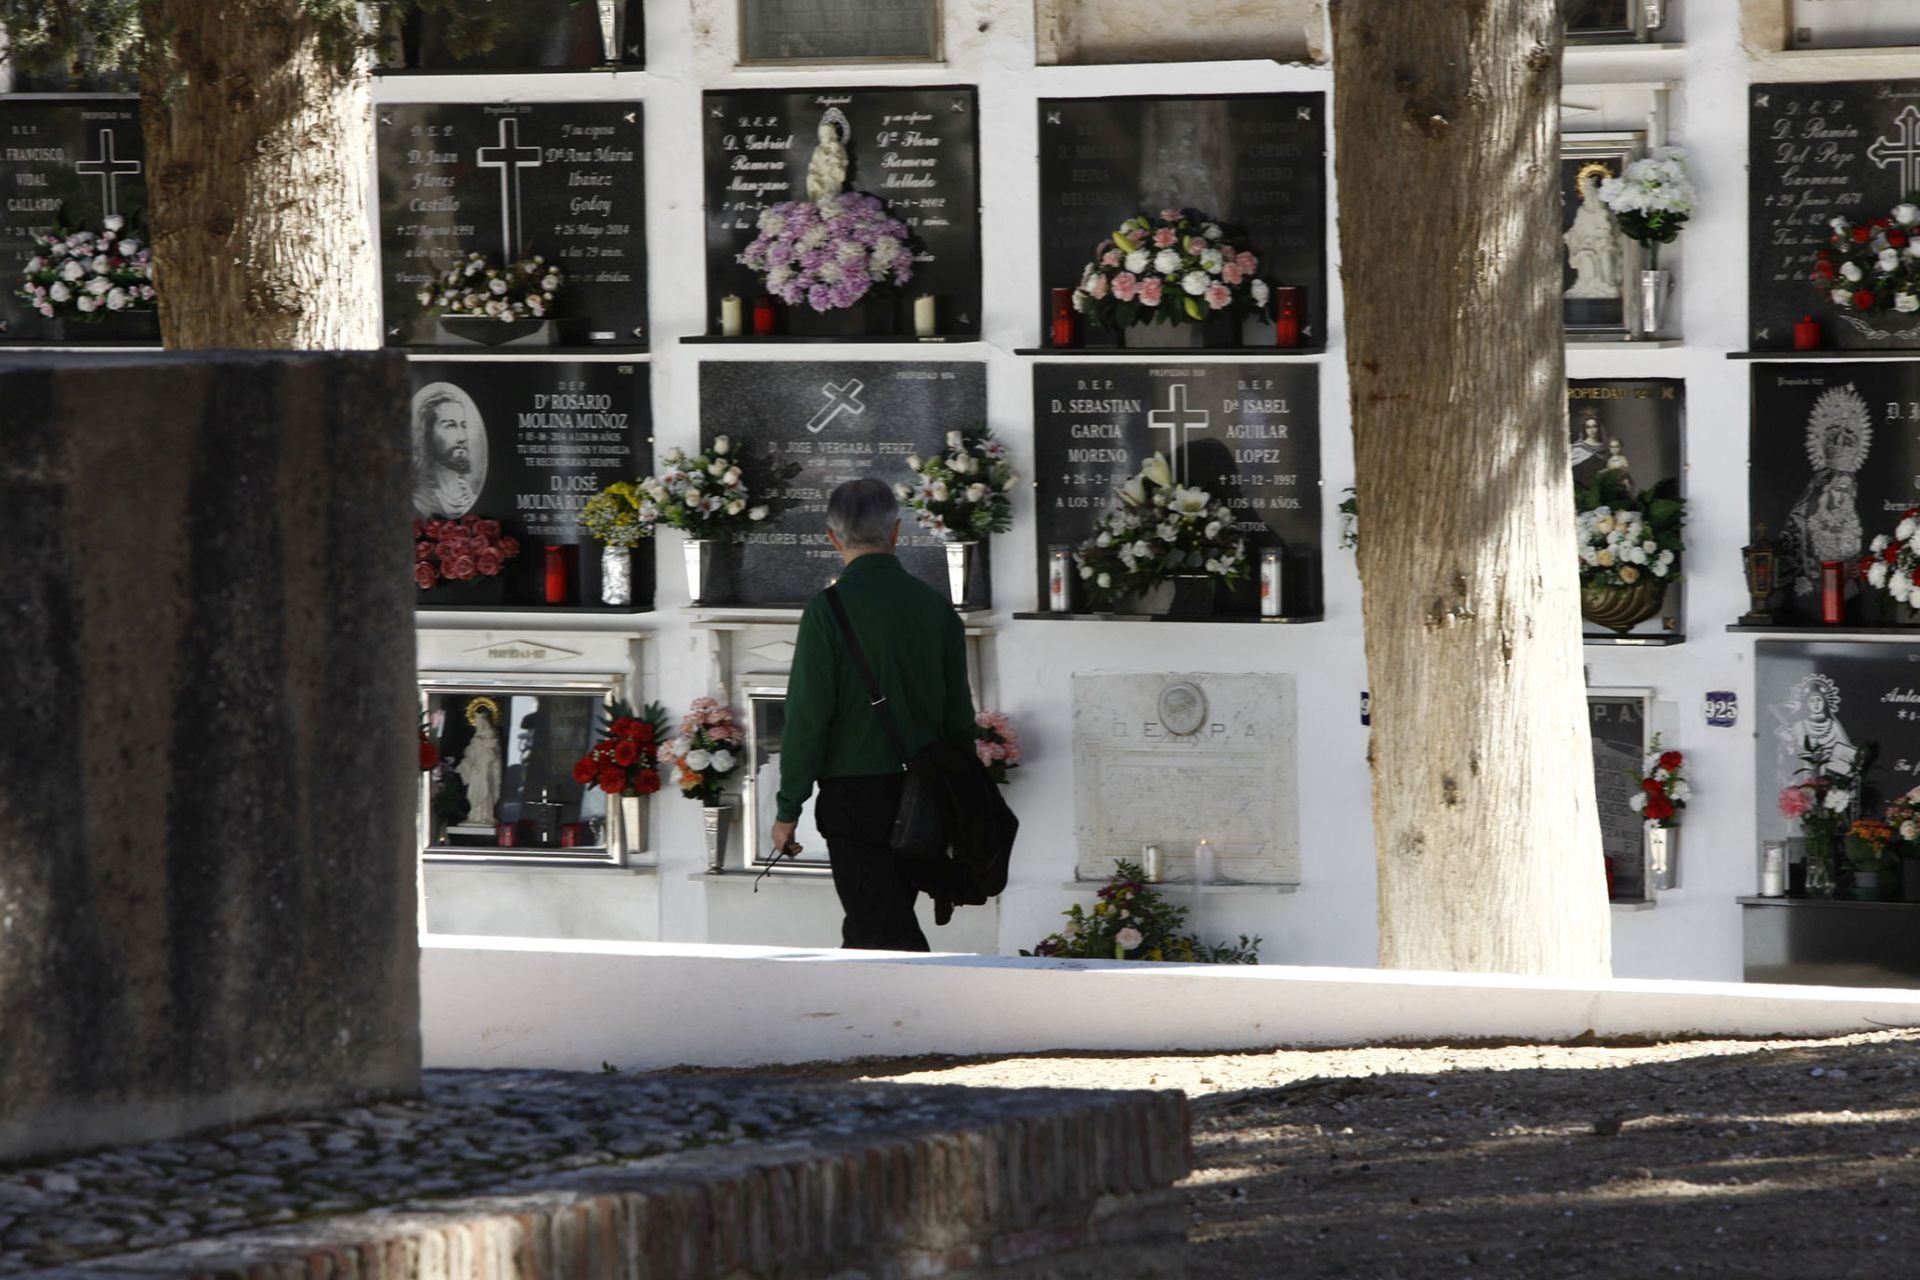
left=138, top=0, right=379, bottom=349
left=1330, top=0, right=1611, bottom=976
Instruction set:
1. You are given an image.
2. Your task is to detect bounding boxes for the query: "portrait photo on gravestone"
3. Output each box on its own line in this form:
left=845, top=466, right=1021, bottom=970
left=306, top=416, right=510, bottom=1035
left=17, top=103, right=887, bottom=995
left=0, top=96, right=152, bottom=346
left=409, top=360, right=652, bottom=609
left=1037, top=92, right=1327, bottom=347
left=378, top=101, right=648, bottom=349
left=697, top=360, right=989, bottom=606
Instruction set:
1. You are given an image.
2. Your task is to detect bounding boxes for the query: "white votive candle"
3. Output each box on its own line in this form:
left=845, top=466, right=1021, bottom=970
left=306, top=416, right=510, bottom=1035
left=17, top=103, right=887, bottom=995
left=1194, top=839, right=1215, bottom=885
left=720, top=294, right=743, bottom=337
left=914, top=294, right=937, bottom=337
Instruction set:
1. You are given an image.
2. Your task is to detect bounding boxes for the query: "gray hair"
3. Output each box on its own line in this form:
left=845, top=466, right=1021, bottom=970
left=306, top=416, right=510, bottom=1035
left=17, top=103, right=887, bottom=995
left=827, top=477, right=899, bottom=549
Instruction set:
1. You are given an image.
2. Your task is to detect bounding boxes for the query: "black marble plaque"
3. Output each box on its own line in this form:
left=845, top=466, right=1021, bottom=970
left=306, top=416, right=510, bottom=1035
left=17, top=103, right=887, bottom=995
left=697, top=361, right=988, bottom=606
left=1755, top=639, right=1920, bottom=841
left=385, top=0, right=644, bottom=71
left=741, top=0, right=940, bottom=62
left=1587, top=690, right=1649, bottom=902
left=378, top=102, right=647, bottom=349
left=702, top=86, right=980, bottom=336
left=1037, top=93, right=1326, bottom=348
left=1031, top=362, right=1320, bottom=615
left=1570, top=378, right=1686, bottom=637
left=1748, top=363, right=1920, bottom=622
left=0, top=96, right=149, bottom=346
left=408, top=358, right=652, bottom=609
left=1750, top=80, right=1920, bottom=349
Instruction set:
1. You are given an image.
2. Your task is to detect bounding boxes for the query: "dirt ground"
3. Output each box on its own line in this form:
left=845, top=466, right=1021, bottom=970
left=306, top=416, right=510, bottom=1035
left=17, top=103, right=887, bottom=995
left=719, top=1028, right=1920, bottom=1278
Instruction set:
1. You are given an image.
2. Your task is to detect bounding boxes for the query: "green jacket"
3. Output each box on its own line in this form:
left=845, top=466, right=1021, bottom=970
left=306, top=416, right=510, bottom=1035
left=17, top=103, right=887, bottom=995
left=776, top=553, right=976, bottom=822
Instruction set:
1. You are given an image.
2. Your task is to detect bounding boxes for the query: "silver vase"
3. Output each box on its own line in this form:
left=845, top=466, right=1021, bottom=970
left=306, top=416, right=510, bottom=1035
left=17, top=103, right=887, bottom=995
left=945, top=540, right=975, bottom=609
left=1637, top=268, right=1671, bottom=337
left=600, top=545, right=632, bottom=606
left=1647, top=824, right=1678, bottom=891
left=684, top=539, right=715, bottom=604
left=613, top=793, right=646, bottom=864
left=702, top=804, right=735, bottom=874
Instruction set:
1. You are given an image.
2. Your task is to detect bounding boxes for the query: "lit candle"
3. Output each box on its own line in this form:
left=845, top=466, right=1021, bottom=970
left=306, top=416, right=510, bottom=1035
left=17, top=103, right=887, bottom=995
left=1194, top=839, right=1215, bottom=885
left=752, top=295, right=777, bottom=337
left=914, top=294, right=937, bottom=337
left=544, top=544, right=568, bottom=604
left=720, top=294, right=743, bottom=337
left=1793, top=315, right=1821, bottom=352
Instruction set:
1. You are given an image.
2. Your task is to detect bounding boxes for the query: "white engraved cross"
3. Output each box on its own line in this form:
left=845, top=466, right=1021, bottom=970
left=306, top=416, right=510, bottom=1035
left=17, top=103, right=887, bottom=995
left=477, top=117, right=543, bottom=261
left=1869, top=105, right=1920, bottom=194
left=74, top=129, right=142, bottom=217
left=1148, top=382, right=1210, bottom=484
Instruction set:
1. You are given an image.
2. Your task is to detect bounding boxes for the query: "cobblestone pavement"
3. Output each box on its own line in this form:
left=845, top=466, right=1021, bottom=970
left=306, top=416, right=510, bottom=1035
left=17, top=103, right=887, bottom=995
left=0, top=1070, right=1008, bottom=1274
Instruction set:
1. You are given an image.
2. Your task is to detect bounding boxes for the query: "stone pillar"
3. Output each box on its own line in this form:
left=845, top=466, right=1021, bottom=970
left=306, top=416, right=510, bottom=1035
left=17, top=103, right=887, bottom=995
left=0, top=352, right=420, bottom=1161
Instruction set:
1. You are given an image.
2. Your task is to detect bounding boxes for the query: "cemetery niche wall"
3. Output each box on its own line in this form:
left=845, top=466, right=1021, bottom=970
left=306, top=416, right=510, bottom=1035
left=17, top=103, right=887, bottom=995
left=408, top=359, right=651, bottom=611
left=739, top=0, right=942, bottom=64
left=1570, top=378, right=1686, bottom=640
left=1561, top=132, right=1644, bottom=340
left=0, top=96, right=152, bottom=346
left=377, top=101, right=647, bottom=350
left=1029, top=361, right=1321, bottom=620
left=1747, top=363, right=1920, bottom=626
left=1786, top=1, right=1920, bottom=50
left=697, top=360, right=990, bottom=607
left=1036, top=92, right=1327, bottom=350
left=701, top=86, right=980, bottom=339
left=381, top=0, right=645, bottom=72
left=1749, top=79, right=1920, bottom=351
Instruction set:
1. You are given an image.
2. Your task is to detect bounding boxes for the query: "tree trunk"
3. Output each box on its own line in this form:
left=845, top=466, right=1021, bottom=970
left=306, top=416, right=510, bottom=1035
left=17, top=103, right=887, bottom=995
left=138, top=0, right=380, bottom=349
left=1330, top=0, right=1611, bottom=976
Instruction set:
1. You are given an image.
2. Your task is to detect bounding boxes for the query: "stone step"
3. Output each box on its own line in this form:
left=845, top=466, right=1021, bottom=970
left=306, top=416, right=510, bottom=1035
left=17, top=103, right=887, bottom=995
left=7, top=1070, right=1190, bottom=1280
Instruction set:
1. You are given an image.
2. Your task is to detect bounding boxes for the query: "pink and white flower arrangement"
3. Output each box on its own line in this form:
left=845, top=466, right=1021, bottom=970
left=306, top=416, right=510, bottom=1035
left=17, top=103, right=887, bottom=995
left=737, top=192, right=913, bottom=313
left=896, top=426, right=1017, bottom=541
left=974, top=710, right=1021, bottom=785
left=631, top=435, right=772, bottom=543
left=15, top=215, right=155, bottom=319
left=419, top=251, right=563, bottom=322
left=1071, top=208, right=1271, bottom=334
left=672, top=698, right=744, bottom=806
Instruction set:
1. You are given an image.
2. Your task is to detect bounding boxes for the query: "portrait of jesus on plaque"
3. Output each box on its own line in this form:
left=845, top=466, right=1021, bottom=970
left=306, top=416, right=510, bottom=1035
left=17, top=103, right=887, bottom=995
left=409, top=381, right=489, bottom=520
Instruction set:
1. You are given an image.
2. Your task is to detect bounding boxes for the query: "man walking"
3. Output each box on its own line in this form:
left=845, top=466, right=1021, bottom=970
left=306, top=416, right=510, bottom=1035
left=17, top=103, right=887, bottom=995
left=769, top=477, right=976, bottom=950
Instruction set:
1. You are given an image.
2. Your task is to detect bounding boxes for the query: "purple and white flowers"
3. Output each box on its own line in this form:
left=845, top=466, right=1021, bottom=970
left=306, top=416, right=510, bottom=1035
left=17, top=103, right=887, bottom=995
left=16, top=215, right=155, bottom=319
left=737, top=192, right=913, bottom=313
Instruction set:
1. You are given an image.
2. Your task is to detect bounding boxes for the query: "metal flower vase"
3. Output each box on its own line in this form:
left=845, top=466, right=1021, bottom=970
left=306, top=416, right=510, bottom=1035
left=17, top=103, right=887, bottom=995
left=684, top=539, right=716, bottom=605
left=1580, top=579, right=1666, bottom=634
left=1637, top=269, right=1671, bottom=337
left=702, top=803, right=735, bottom=874
left=601, top=545, right=632, bottom=606
left=611, top=793, right=647, bottom=864
left=1647, top=824, right=1679, bottom=891
left=945, top=541, right=975, bottom=609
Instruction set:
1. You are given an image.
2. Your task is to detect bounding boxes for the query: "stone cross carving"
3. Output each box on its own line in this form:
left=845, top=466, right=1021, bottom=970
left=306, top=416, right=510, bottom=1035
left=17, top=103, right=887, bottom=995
left=1869, top=105, right=1920, bottom=195
left=74, top=129, right=142, bottom=217
left=477, top=118, right=543, bottom=261
left=806, top=378, right=866, bottom=434
left=1148, top=383, right=1210, bottom=484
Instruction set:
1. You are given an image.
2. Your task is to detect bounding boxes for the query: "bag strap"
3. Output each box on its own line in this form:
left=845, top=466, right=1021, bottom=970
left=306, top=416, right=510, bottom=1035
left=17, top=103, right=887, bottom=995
left=823, top=585, right=911, bottom=769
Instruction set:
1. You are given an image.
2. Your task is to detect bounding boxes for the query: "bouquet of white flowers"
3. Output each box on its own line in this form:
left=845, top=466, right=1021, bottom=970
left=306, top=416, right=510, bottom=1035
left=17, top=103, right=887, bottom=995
left=633, top=436, right=771, bottom=542
left=1598, top=146, right=1695, bottom=261
left=16, top=215, right=155, bottom=319
left=896, top=426, right=1017, bottom=541
left=419, top=251, right=563, bottom=322
left=1073, top=453, right=1247, bottom=606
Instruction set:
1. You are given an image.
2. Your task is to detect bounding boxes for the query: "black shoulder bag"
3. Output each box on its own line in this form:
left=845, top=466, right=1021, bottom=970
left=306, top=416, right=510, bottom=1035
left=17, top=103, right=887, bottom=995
left=822, top=587, right=1017, bottom=901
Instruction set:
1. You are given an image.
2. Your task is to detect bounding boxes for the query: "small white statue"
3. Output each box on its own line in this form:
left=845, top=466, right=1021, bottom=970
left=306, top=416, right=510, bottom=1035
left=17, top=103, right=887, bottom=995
left=1563, top=164, right=1622, bottom=300
left=457, top=703, right=503, bottom=826
left=805, top=117, right=849, bottom=202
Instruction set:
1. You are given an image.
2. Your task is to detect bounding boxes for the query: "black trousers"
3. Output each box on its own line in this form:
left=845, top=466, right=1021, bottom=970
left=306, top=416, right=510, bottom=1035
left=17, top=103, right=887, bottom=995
left=815, top=774, right=929, bottom=951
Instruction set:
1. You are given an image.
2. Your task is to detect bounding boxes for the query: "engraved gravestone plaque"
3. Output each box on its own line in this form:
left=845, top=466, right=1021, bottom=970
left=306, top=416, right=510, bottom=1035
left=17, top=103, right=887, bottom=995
left=1072, top=672, right=1298, bottom=884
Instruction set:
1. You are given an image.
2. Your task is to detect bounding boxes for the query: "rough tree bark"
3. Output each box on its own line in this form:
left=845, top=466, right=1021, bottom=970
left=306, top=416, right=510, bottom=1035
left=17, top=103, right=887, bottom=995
left=137, top=0, right=380, bottom=349
left=1330, top=0, right=1611, bottom=976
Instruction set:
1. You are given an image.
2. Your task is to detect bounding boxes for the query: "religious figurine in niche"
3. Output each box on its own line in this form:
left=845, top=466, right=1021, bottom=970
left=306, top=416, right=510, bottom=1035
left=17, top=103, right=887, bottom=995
left=1781, top=383, right=1873, bottom=607
left=410, top=382, right=488, bottom=519
left=456, top=698, right=504, bottom=827
left=805, top=108, right=851, bottom=201
left=1563, top=163, right=1623, bottom=300
left=1773, top=672, right=1858, bottom=780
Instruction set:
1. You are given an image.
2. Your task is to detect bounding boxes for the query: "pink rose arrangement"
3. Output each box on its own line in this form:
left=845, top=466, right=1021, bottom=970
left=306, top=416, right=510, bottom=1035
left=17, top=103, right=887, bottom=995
left=671, top=698, right=744, bottom=806
left=1071, top=208, right=1272, bottom=335
left=974, top=710, right=1022, bottom=785
left=16, top=215, right=155, bottom=319
left=414, top=514, right=521, bottom=589
left=737, top=192, right=913, bottom=313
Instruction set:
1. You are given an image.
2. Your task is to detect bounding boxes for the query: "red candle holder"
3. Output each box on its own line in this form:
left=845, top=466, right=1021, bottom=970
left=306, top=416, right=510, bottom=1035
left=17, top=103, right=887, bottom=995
left=1794, top=315, right=1822, bottom=351
left=1273, top=286, right=1304, bottom=349
left=1050, top=287, right=1077, bottom=348
left=1821, top=560, right=1845, bottom=624
left=752, top=295, right=777, bottom=337
left=544, top=544, right=568, bottom=604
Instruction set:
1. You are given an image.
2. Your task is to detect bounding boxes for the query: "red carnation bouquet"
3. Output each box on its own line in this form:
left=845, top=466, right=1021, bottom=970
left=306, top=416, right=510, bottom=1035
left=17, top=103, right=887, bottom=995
left=1627, top=733, right=1689, bottom=828
left=572, top=700, right=671, bottom=797
left=415, top=514, right=521, bottom=590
